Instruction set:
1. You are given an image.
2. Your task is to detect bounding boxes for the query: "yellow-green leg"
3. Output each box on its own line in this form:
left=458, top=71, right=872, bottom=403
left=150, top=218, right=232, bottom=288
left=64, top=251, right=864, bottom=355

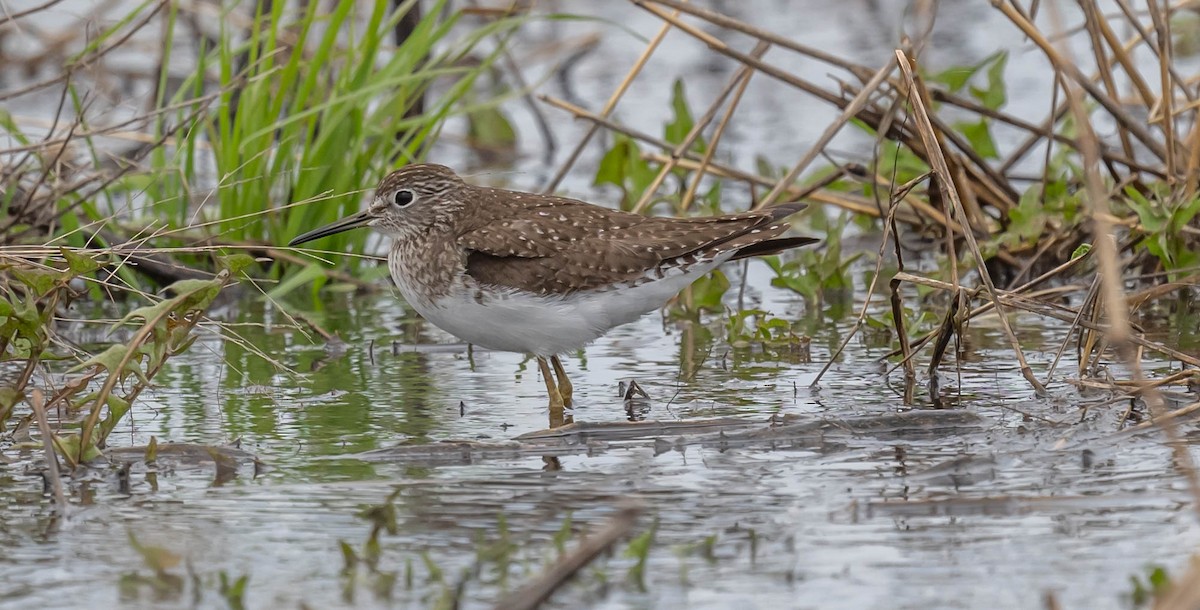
left=537, top=356, right=565, bottom=409
left=550, top=355, right=573, bottom=407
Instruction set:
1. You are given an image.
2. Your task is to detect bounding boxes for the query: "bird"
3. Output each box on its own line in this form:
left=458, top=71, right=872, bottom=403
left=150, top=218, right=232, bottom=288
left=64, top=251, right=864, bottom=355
left=289, top=164, right=817, bottom=410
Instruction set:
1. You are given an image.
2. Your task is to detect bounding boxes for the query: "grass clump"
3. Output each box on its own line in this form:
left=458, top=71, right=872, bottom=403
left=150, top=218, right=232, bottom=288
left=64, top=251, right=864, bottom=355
left=3, top=0, right=527, bottom=287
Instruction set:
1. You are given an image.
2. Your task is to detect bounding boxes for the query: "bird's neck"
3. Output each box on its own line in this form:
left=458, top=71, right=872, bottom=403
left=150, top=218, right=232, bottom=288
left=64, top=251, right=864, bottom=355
left=386, top=227, right=462, bottom=306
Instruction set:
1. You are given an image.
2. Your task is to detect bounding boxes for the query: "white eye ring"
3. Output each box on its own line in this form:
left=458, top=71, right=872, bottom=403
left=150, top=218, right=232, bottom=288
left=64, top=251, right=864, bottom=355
left=393, top=189, right=415, bottom=207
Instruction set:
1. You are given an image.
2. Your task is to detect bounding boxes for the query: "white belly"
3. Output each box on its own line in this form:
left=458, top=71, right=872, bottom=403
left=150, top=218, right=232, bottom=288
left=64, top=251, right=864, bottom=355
left=393, top=257, right=728, bottom=356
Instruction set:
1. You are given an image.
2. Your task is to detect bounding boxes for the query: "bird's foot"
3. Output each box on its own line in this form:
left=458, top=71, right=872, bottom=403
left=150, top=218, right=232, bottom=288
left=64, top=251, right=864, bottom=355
left=537, top=356, right=566, bottom=410
left=550, top=355, right=574, bottom=408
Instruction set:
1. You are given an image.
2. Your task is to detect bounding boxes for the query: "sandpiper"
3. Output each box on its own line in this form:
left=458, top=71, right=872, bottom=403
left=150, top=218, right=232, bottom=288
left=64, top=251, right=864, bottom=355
left=289, top=164, right=816, bottom=409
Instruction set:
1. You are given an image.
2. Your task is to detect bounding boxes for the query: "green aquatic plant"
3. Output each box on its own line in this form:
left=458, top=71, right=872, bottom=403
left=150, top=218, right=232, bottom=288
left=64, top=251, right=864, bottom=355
left=3, top=0, right=532, bottom=289
left=0, top=250, right=232, bottom=464
left=1122, top=186, right=1200, bottom=280
left=594, top=77, right=712, bottom=213
left=1127, top=564, right=1171, bottom=608
left=623, top=521, right=658, bottom=591
left=119, top=530, right=250, bottom=607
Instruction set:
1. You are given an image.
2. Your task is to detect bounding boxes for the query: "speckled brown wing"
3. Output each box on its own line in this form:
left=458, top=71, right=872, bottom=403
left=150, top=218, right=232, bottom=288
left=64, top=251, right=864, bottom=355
left=457, top=187, right=813, bottom=295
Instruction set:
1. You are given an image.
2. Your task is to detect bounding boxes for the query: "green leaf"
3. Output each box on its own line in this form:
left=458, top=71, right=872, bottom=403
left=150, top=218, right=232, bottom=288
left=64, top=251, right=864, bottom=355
left=98, top=394, right=132, bottom=440
left=1149, top=566, right=1171, bottom=592
left=1125, top=190, right=1167, bottom=233
left=121, top=277, right=223, bottom=327
left=1006, top=186, right=1048, bottom=246
left=955, top=118, right=998, bottom=159
left=1071, top=243, right=1092, bottom=259
left=53, top=433, right=103, bottom=464
left=929, top=64, right=982, bottom=92
left=466, top=105, right=517, bottom=150
left=970, top=52, right=1008, bottom=110
left=339, top=540, right=358, bottom=570
left=595, top=138, right=634, bottom=189
left=11, top=267, right=64, bottom=297
left=69, top=346, right=150, bottom=390
left=664, top=78, right=699, bottom=149
left=689, top=270, right=730, bottom=310
left=0, top=387, right=22, bottom=430
left=217, top=253, right=258, bottom=275
left=594, top=136, right=657, bottom=206
left=69, top=343, right=130, bottom=374
left=267, top=263, right=327, bottom=300
left=60, top=248, right=102, bottom=275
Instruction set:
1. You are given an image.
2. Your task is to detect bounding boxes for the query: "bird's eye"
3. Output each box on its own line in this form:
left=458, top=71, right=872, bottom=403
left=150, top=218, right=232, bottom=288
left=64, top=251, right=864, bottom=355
left=393, top=189, right=415, bottom=207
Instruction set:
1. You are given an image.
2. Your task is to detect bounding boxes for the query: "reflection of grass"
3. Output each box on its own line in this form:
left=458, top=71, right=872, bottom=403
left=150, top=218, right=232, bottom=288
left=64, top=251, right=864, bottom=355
left=337, top=493, right=668, bottom=606
left=120, top=531, right=249, bottom=608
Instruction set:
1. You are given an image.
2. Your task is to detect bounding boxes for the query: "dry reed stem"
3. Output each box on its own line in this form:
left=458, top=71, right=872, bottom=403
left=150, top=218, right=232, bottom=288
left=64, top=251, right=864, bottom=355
left=542, top=95, right=902, bottom=221
left=0, top=89, right=222, bottom=156
left=895, top=50, right=1047, bottom=394
left=757, top=58, right=898, bottom=209
left=0, top=0, right=67, bottom=26
left=1145, top=0, right=1178, bottom=178
left=632, top=1, right=844, bottom=107
left=679, top=50, right=757, bottom=211
left=1078, top=368, right=1199, bottom=397
left=630, top=41, right=771, bottom=214
left=1111, top=0, right=1198, bottom=103
left=1155, top=554, right=1200, bottom=610
left=1120, top=400, right=1200, bottom=434
left=1078, top=0, right=1136, bottom=162
left=640, top=0, right=871, bottom=77
left=1045, top=0, right=1200, bottom=517
left=645, top=0, right=1072, bottom=163
left=1049, top=274, right=1101, bottom=383
left=29, top=389, right=68, bottom=515
left=641, top=0, right=1033, bottom=228
left=542, top=2, right=686, bottom=192
left=0, top=0, right=167, bottom=103
left=991, top=0, right=1167, bottom=161
left=649, top=154, right=922, bottom=222
left=893, top=271, right=1200, bottom=368
left=810, top=172, right=930, bottom=389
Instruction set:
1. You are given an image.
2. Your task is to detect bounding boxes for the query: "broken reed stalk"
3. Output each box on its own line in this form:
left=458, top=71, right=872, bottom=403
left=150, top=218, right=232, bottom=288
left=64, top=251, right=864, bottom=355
left=893, top=271, right=1200, bottom=368
left=894, top=50, right=1047, bottom=395
left=810, top=171, right=931, bottom=391
left=494, top=504, right=641, bottom=610
left=1046, top=274, right=1101, bottom=384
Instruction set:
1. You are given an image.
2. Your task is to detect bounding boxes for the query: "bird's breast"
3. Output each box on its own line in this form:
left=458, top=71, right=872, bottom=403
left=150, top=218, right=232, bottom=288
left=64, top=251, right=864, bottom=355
left=386, top=236, right=462, bottom=307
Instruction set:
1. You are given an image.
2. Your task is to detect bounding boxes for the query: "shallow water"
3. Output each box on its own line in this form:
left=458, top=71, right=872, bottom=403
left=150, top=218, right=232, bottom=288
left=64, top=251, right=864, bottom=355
left=3, top=261, right=1200, bottom=610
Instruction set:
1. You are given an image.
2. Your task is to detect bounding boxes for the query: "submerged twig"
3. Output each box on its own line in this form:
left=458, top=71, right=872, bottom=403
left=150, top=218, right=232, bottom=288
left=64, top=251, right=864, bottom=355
left=495, top=504, right=641, bottom=610
left=30, top=389, right=68, bottom=515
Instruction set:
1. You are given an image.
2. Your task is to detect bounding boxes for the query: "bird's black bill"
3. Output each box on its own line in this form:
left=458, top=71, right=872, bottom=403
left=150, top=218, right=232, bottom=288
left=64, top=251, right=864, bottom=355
left=288, top=210, right=372, bottom=246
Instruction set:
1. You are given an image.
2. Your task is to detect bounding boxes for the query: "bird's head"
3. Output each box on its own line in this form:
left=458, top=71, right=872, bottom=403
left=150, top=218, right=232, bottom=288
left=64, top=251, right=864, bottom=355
left=288, top=164, right=467, bottom=246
